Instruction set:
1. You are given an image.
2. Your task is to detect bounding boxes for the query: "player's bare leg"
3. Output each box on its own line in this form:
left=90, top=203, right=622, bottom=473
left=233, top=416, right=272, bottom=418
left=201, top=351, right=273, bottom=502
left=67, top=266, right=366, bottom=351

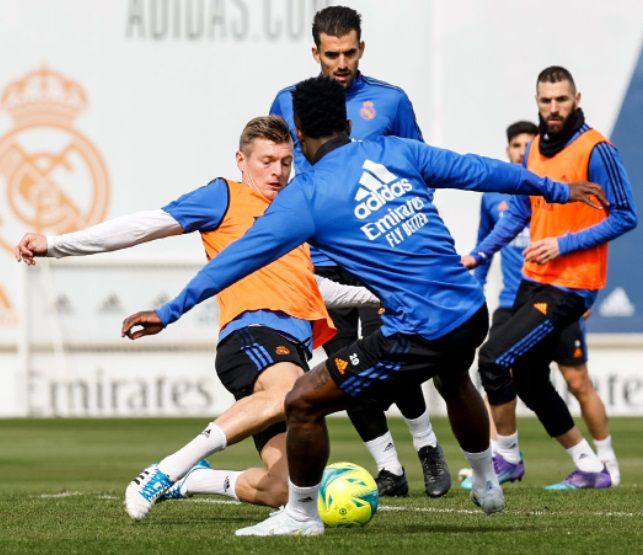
left=559, top=363, right=608, bottom=439
left=235, top=434, right=289, bottom=506
left=236, top=363, right=351, bottom=536
left=124, top=362, right=302, bottom=520
left=164, top=433, right=289, bottom=507
left=214, top=362, right=304, bottom=442
left=558, top=362, right=620, bottom=483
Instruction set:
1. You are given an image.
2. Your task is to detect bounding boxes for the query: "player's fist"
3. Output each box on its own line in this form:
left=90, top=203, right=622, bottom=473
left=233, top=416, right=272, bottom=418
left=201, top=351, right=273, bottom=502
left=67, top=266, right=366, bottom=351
left=15, top=232, right=48, bottom=265
left=121, top=310, right=164, bottom=340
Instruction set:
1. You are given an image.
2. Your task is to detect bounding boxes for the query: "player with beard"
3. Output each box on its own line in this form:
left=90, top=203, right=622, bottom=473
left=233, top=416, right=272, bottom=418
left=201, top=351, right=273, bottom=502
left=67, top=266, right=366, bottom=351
left=459, top=120, right=621, bottom=490
left=270, top=4, right=449, bottom=498
left=463, top=66, right=637, bottom=490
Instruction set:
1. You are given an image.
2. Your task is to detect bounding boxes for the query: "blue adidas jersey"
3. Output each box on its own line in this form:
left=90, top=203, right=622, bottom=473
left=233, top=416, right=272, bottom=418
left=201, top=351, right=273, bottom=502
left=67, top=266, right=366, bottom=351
left=473, top=192, right=530, bottom=308
left=270, top=72, right=424, bottom=267
left=156, top=136, right=571, bottom=341
left=270, top=72, right=423, bottom=173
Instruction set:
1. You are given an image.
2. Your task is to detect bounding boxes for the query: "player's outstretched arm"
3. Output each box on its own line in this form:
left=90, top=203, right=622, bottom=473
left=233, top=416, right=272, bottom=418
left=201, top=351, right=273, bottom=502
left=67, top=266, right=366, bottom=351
left=15, top=233, right=47, bottom=265
left=121, top=310, right=164, bottom=340
left=14, top=210, right=183, bottom=266
left=412, top=141, right=609, bottom=207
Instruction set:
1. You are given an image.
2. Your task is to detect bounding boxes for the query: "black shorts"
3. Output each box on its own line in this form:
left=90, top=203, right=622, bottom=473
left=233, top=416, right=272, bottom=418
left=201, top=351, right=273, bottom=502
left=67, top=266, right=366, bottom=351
left=491, top=307, right=588, bottom=366
left=326, top=305, right=489, bottom=406
left=554, top=318, right=588, bottom=365
left=215, top=326, right=310, bottom=452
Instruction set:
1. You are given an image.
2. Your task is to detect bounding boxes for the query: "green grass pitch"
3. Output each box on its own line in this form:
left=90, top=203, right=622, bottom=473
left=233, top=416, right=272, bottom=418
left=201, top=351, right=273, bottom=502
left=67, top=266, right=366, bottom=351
left=1, top=416, right=641, bottom=554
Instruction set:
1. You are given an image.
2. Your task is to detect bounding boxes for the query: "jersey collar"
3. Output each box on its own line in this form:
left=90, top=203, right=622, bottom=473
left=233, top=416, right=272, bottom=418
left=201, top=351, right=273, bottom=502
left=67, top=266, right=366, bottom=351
left=311, top=134, right=351, bottom=165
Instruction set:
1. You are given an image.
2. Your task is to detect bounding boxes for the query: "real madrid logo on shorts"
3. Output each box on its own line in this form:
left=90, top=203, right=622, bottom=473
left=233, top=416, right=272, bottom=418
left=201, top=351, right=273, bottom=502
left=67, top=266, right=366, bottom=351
left=360, top=100, right=376, bottom=121
left=0, top=66, right=111, bottom=254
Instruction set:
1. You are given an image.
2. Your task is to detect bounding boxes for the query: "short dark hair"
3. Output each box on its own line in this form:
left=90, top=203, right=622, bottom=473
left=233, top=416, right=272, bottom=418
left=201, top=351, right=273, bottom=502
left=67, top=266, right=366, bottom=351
left=537, top=66, right=576, bottom=92
left=292, top=76, right=347, bottom=139
left=239, top=115, right=291, bottom=154
left=506, top=121, right=538, bottom=143
left=312, top=5, right=362, bottom=47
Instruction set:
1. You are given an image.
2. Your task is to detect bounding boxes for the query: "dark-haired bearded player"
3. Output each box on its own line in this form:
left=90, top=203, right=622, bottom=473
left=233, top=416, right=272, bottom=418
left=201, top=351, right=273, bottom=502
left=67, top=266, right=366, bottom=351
left=270, top=4, right=448, bottom=498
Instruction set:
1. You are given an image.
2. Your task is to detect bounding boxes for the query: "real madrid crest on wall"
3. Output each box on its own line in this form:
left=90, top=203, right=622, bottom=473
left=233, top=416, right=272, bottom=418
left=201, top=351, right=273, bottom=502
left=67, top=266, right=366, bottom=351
left=0, top=67, right=111, bottom=253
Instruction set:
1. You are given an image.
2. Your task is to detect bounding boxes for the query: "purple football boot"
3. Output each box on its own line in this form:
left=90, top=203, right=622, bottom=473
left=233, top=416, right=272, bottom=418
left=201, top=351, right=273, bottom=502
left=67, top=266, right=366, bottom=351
left=545, top=466, right=612, bottom=490
left=493, top=453, right=525, bottom=484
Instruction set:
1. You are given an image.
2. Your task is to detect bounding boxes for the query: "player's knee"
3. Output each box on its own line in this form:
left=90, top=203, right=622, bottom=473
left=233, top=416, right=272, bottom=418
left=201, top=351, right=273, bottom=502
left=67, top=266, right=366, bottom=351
left=437, top=369, right=470, bottom=398
left=264, top=394, right=287, bottom=422
left=513, top=370, right=546, bottom=411
left=562, top=368, right=592, bottom=398
left=479, top=359, right=512, bottom=400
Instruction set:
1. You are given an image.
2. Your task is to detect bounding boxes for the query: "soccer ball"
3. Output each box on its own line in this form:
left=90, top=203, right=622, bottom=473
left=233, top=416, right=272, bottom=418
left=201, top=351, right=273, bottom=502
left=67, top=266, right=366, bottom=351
left=318, top=462, right=378, bottom=527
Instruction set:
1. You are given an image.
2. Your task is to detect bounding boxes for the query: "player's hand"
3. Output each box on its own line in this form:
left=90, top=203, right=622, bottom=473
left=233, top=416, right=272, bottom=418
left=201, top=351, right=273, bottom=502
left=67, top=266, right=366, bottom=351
left=523, top=237, right=560, bottom=264
left=581, top=308, right=592, bottom=320
left=568, top=181, right=609, bottom=210
left=15, top=233, right=48, bottom=265
left=461, top=255, right=477, bottom=269
left=121, top=311, right=164, bottom=340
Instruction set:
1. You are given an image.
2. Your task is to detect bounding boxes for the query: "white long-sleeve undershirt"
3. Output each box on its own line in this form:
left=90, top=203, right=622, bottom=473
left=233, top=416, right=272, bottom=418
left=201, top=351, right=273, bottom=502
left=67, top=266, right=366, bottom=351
left=315, top=275, right=379, bottom=308
left=45, top=210, right=379, bottom=309
left=46, top=209, right=183, bottom=258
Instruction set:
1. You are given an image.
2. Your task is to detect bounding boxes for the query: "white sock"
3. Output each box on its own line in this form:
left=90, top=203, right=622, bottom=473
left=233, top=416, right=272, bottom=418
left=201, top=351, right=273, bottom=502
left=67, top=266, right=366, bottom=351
left=364, top=431, right=403, bottom=475
left=404, top=409, right=438, bottom=451
left=285, top=480, right=320, bottom=521
left=463, top=446, right=499, bottom=491
left=158, top=423, right=227, bottom=481
left=182, top=468, right=240, bottom=500
left=593, top=435, right=617, bottom=462
left=567, top=439, right=603, bottom=473
left=490, top=438, right=498, bottom=456
left=495, top=432, right=521, bottom=464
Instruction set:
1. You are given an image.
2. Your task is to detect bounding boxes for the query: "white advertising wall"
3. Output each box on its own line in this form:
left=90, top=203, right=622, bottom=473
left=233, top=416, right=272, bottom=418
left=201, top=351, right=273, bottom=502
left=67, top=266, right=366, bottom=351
left=0, top=0, right=641, bottom=416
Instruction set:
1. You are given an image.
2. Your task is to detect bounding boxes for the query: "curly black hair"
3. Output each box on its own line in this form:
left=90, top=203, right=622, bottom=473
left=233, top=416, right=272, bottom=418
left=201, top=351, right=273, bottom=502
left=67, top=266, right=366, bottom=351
left=292, top=76, right=348, bottom=139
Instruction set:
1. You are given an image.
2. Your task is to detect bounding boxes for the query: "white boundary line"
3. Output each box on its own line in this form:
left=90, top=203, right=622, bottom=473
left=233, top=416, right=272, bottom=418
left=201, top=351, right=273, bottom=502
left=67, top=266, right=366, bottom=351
left=33, top=492, right=643, bottom=518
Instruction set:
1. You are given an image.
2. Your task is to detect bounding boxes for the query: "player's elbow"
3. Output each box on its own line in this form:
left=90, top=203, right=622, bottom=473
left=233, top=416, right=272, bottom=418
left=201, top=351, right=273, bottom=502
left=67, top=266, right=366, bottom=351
left=611, top=206, right=638, bottom=238
left=623, top=208, right=638, bottom=232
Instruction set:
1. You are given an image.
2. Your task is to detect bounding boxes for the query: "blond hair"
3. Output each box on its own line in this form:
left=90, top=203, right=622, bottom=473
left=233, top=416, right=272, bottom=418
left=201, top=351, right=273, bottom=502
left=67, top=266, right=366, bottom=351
left=239, top=115, right=292, bottom=154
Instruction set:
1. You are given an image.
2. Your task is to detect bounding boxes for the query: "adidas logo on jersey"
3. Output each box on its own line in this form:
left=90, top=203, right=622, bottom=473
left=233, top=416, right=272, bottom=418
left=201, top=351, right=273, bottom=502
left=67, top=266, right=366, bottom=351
left=354, top=160, right=412, bottom=219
